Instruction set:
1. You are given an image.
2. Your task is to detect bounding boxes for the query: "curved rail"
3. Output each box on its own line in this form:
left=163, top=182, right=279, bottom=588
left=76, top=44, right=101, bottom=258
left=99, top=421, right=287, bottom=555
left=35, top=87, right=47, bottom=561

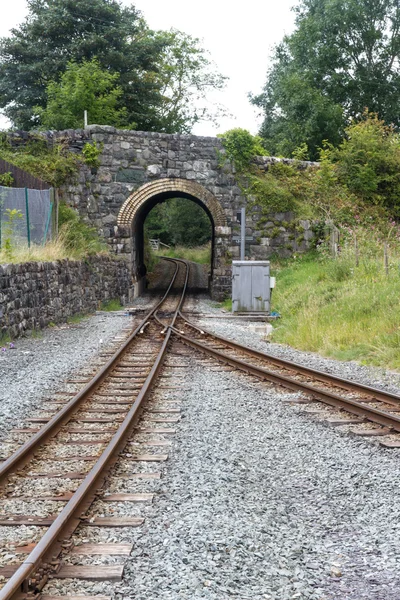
left=171, top=314, right=400, bottom=433
left=177, top=313, right=400, bottom=407
left=0, top=259, right=190, bottom=600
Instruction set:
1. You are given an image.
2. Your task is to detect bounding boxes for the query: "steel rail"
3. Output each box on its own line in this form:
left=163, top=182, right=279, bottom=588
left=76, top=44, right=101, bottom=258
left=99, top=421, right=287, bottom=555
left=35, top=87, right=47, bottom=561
left=178, top=313, right=400, bottom=407
left=0, top=259, right=190, bottom=600
left=0, top=260, right=181, bottom=487
left=155, top=258, right=189, bottom=331
left=172, top=330, right=400, bottom=433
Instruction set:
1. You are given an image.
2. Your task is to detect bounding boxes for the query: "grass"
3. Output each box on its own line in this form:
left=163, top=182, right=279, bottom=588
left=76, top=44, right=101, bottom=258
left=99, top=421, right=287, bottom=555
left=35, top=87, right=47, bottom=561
left=0, top=236, right=109, bottom=265
left=100, top=299, right=122, bottom=311
left=0, top=239, right=72, bottom=264
left=67, top=313, right=88, bottom=325
left=270, top=244, right=400, bottom=370
left=220, top=298, right=232, bottom=311
left=157, top=243, right=211, bottom=264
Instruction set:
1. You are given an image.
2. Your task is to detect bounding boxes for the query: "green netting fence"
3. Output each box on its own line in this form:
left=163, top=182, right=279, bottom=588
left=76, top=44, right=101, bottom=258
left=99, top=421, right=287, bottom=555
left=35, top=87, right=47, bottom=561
left=0, top=186, right=54, bottom=249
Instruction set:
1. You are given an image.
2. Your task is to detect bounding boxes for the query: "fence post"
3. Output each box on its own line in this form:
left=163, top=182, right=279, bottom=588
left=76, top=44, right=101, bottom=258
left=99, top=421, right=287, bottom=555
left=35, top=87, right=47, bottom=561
left=354, top=233, right=359, bottom=266
left=54, top=189, right=59, bottom=237
left=384, top=242, right=389, bottom=276
left=25, top=187, right=31, bottom=248
left=43, top=200, right=53, bottom=246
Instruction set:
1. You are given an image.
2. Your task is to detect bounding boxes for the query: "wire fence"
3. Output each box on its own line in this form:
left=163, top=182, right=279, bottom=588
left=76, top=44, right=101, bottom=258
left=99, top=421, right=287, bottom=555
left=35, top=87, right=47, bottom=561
left=0, top=186, right=54, bottom=249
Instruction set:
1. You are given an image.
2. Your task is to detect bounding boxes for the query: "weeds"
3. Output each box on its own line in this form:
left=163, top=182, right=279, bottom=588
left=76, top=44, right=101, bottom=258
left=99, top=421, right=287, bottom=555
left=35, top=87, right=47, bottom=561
left=100, top=299, right=122, bottom=311
left=271, top=241, right=400, bottom=369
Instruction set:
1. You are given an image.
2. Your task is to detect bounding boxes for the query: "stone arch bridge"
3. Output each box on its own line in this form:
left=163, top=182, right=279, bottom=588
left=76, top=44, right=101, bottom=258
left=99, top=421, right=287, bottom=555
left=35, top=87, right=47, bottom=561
left=58, top=126, right=314, bottom=299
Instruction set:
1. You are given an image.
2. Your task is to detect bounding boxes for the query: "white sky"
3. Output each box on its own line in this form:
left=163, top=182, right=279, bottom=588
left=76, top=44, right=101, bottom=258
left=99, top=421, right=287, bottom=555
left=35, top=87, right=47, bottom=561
left=0, top=0, right=297, bottom=135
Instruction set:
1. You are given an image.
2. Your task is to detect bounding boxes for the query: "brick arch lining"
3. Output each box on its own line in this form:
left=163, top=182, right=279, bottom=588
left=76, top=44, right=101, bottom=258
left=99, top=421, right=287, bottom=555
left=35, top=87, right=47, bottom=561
left=117, top=178, right=227, bottom=228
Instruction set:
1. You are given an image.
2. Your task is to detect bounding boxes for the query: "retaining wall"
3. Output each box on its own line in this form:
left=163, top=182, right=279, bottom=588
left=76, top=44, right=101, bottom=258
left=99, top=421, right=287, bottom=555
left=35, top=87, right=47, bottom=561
left=0, top=256, right=130, bottom=339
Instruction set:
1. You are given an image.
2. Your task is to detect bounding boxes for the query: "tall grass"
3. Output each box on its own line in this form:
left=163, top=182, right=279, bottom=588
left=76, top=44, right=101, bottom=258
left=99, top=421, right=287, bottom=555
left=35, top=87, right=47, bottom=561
left=0, top=233, right=108, bottom=264
left=0, top=238, right=74, bottom=264
left=271, top=236, right=400, bottom=369
left=157, top=244, right=211, bottom=265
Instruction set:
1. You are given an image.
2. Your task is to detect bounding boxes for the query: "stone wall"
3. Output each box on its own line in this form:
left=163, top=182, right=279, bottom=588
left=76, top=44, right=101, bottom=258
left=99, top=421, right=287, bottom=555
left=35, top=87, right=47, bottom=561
left=0, top=256, right=130, bottom=339
left=6, top=128, right=318, bottom=300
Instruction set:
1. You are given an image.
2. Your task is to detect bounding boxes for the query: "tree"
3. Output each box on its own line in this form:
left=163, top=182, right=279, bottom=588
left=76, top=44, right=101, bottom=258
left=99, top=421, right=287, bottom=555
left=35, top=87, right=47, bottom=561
left=150, top=30, right=227, bottom=133
left=36, top=59, right=130, bottom=130
left=144, top=198, right=212, bottom=247
left=0, top=0, right=227, bottom=134
left=0, top=0, right=166, bottom=130
left=332, top=112, right=400, bottom=216
left=252, top=0, right=400, bottom=159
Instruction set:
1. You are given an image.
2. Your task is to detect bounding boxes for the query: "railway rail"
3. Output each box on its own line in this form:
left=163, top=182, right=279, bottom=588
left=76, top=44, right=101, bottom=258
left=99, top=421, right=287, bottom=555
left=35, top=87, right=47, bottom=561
left=0, top=258, right=189, bottom=600
left=170, top=312, right=400, bottom=442
left=2, top=257, right=400, bottom=599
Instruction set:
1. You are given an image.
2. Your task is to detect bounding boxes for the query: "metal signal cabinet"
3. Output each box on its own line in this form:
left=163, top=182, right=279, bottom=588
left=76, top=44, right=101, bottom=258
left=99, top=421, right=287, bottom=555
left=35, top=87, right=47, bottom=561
left=232, top=261, right=271, bottom=313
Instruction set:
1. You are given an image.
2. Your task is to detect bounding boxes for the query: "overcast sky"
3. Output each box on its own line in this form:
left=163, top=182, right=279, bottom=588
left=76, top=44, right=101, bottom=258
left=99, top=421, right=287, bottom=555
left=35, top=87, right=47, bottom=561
left=0, top=0, right=297, bottom=135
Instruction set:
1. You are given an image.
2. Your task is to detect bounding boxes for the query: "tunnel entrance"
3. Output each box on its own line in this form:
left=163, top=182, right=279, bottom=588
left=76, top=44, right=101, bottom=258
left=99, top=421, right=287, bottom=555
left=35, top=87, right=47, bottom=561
left=117, top=179, right=229, bottom=299
left=143, top=196, right=213, bottom=293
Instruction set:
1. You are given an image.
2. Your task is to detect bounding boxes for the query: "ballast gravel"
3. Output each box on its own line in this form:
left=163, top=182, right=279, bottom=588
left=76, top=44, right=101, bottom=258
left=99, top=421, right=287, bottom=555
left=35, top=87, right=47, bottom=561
left=108, top=361, right=400, bottom=600
left=3, top=299, right=400, bottom=598
left=0, top=312, right=133, bottom=440
left=192, top=298, right=400, bottom=396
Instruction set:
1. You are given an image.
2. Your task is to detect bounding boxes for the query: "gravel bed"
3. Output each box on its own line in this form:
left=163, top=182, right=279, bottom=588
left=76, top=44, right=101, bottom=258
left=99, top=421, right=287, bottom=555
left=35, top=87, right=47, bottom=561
left=4, top=296, right=400, bottom=598
left=0, top=312, right=135, bottom=438
left=193, top=298, right=400, bottom=396
left=108, top=354, right=400, bottom=600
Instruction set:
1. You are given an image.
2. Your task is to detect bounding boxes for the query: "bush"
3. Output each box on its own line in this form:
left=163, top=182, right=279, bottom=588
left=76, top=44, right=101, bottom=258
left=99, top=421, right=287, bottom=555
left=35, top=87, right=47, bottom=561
left=58, top=202, right=108, bottom=256
left=218, top=128, right=267, bottom=171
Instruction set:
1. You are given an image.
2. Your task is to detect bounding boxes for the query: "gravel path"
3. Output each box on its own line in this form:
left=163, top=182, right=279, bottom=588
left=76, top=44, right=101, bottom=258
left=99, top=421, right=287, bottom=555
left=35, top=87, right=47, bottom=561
left=0, top=312, right=134, bottom=439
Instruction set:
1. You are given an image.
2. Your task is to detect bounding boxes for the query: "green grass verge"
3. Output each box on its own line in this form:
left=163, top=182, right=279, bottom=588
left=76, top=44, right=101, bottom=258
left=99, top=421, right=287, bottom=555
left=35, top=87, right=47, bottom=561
left=157, top=244, right=211, bottom=264
left=271, top=251, right=400, bottom=369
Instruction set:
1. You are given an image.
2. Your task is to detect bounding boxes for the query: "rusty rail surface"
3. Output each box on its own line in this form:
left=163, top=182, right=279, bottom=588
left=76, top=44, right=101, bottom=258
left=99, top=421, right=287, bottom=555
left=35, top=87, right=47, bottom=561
left=171, top=315, right=400, bottom=433
left=0, top=260, right=180, bottom=487
left=0, top=259, right=189, bottom=600
left=177, top=314, right=400, bottom=407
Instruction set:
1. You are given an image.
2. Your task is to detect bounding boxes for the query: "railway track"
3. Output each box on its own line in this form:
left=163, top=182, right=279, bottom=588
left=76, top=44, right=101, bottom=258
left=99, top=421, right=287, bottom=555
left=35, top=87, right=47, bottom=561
left=0, top=258, right=189, bottom=600
left=170, top=312, right=400, bottom=445
left=2, top=257, right=400, bottom=599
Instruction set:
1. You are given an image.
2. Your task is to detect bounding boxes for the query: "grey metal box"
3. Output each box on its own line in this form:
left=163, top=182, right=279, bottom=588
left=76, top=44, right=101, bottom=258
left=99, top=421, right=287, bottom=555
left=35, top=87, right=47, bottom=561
left=232, top=261, right=270, bottom=313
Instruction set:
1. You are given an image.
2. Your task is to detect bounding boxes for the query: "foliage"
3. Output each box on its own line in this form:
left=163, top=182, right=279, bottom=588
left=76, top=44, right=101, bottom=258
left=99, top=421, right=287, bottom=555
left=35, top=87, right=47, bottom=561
left=144, top=198, right=212, bottom=247
left=57, top=202, right=108, bottom=257
left=270, top=233, right=400, bottom=369
left=36, top=60, right=132, bottom=130
left=82, top=141, right=103, bottom=168
left=219, top=117, right=400, bottom=237
left=2, top=208, right=23, bottom=260
left=0, top=172, right=13, bottom=187
left=0, top=0, right=162, bottom=130
left=252, top=73, right=343, bottom=160
left=100, top=299, right=122, bottom=311
left=0, top=136, right=79, bottom=186
left=150, top=29, right=227, bottom=133
left=330, top=113, right=400, bottom=216
left=218, top=128, right=267, bottom=171
left=0, top=0, right=226, bottom=134
left=252, top=0, right=400, bottom=158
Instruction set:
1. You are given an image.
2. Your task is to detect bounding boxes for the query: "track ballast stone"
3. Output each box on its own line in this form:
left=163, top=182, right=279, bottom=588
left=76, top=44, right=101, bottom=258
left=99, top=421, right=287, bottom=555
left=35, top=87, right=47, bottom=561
left=0, top=312, right=133, bottom=439
left=3, top=297, right=400, bottom=598
left=113, top=351, right=400, bottom=600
